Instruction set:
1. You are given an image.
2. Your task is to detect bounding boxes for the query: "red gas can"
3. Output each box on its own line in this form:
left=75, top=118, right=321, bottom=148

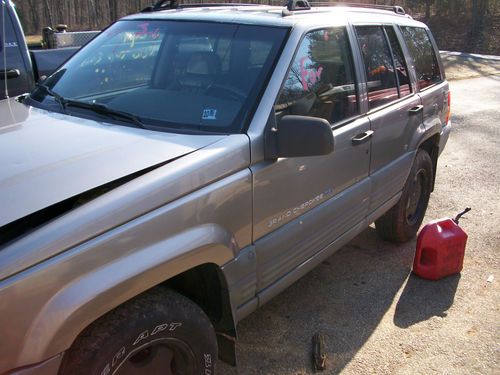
left=413, top=212, right=469, bottom=281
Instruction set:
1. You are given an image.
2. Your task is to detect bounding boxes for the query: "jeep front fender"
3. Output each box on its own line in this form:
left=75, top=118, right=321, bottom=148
left=0, top=170, right=251, bottom=373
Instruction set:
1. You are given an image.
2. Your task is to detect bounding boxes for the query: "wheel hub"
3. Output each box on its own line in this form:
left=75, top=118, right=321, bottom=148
left=115, top=338, right=196, bottom=375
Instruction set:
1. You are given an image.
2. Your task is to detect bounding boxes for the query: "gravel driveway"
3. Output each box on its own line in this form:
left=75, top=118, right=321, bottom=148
left=219, top=74, right=500, bottom=375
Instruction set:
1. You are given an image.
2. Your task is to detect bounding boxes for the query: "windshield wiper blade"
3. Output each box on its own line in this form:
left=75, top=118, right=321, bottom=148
left=35, top=83, right=67, bottom=113
left=65, top=100, right=147, bottom=129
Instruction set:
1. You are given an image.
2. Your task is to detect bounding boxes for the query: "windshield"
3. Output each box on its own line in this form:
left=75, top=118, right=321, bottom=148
left=29, top=20, right=288, bottom=133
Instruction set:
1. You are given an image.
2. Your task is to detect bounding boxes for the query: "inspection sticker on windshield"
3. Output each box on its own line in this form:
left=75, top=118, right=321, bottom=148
left=202, top=109, right=217, bottom=120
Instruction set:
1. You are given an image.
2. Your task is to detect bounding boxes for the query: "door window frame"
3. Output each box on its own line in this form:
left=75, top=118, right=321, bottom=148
left=398, top=25, right=444, bottom=93
left=383, top=25, right=413, bottom=99
left=351, top=22, right=419, bottom=115
left=273, top=25, right=362, bottom=130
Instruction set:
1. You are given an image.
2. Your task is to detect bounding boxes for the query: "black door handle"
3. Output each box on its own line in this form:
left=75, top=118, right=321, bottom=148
left=0, top=69, right=21, bottom=80
left=352, top=130, right=374, bottom=145
left=408, top=105, right=424, bottom=115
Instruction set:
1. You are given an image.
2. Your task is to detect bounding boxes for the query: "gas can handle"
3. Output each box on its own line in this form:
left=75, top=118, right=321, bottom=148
left=453, top=207, right=471, bottom=224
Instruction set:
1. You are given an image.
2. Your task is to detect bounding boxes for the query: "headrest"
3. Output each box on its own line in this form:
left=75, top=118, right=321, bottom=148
left=185, top=52, right=221, bottom=75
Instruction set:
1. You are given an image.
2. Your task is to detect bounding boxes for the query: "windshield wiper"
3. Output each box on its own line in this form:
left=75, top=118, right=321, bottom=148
left=33, top=85, right=146, bottom=129
left=65, top=100, right=147, bottom=129
left=35, top=83, right=67, bottom=113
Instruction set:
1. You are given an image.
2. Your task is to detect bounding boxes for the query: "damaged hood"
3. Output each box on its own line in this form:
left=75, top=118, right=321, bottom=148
left=0, top=100, right=224, bottom=227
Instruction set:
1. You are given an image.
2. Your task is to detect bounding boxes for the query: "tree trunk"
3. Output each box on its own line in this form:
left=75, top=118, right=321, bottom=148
left=43, top=0, right=54, bottom=28
left=472, top=0, right=488, bottom=36
left=26, top=0, right=39, bottom=32
left=425, top=0, right=432, bottom=21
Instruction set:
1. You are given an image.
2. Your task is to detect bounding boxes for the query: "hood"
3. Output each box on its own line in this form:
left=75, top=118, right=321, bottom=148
left=0, top=99, right=224, bottom=227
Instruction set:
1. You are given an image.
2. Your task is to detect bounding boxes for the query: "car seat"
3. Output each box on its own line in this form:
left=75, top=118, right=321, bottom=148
left=178, top=51, right=221, bottom=93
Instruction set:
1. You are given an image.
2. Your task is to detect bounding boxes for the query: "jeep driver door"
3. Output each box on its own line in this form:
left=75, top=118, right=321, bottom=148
left=251, top=27, right=371, bottom=296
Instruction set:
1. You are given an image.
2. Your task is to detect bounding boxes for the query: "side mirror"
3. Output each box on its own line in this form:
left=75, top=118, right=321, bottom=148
left=275, top=115, right=334, bottom=158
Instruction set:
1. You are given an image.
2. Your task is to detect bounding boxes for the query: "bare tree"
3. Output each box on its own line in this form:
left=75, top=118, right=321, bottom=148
left=11, top=0, right=500, bottom=55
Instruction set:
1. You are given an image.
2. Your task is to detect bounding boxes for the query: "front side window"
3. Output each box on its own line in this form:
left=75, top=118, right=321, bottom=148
left=355, top=26, right=399, bottom=109
left=401, top=26, right=442, bottom=91
left=276, top=27, right=358, bottom=124
left=28, top=20, right=288, bottom=133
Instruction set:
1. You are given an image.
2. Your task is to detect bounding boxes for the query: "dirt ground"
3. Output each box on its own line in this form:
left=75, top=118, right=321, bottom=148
left=219, top=64, right=500, bottom=374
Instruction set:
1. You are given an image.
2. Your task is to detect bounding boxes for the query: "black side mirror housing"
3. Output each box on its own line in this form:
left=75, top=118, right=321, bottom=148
left=273, top=115, right=334, bottom=158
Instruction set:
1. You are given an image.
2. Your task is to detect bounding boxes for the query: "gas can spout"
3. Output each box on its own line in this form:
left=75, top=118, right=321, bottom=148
left=453, top=207, right=471, bottom=225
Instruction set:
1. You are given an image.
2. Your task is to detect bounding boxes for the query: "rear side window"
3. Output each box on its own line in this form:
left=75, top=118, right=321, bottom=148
left=401, top=26, right=442, bottom=90
left=384, top=26, right=411, bottom=98
left=355, top=26, right=399, bottom=109
left=276, top=27, right=358, bottom=124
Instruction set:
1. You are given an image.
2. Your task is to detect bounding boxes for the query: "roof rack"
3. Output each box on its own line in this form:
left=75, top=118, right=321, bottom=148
left=141, top=0, right=406, bottom=16
left=142, top=0, right=177, bottom=12
left=141, top=0, right=269, bottom=12
left=307, top=2, right=405, bottom=15
left=285, top=0, right=311, bottom=11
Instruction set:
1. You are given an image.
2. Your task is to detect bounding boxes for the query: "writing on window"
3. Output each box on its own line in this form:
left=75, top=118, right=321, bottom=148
left=276, top=28, right=358, bottom=124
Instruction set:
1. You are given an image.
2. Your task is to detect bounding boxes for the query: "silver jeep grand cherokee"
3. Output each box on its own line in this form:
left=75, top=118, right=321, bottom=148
left=0, top=1, right=451, bottom=374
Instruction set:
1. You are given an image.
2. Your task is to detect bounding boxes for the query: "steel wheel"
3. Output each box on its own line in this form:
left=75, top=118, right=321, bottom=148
left=406, top=167, right=429, bottom=226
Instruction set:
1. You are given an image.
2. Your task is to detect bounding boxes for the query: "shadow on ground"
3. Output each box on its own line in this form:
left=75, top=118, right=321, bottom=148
left=218, top=228, right=411, bottom=374
left=394, top=274, right=460, bottom=328
left=441, top=54, right=500, bottom=80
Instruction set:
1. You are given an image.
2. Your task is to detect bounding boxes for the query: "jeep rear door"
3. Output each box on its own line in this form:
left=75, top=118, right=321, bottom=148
left=252, top=26, right=371, bottom=296
left=353, top=24, right=423, bottom=212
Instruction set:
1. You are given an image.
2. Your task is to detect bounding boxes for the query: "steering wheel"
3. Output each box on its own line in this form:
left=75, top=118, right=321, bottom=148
left=205, top=84, right=247, bottom=101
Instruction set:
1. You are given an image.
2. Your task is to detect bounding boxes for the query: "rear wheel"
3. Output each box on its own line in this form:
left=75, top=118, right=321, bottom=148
left=59, top=287, right=217, bottom=375
left=375, top=149, right=433, bottom=243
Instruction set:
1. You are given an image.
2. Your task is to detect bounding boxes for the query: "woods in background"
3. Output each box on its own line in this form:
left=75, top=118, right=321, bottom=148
left=15, top=0, right=152, bottom=34
left=12, top=0, right=500, bottom=54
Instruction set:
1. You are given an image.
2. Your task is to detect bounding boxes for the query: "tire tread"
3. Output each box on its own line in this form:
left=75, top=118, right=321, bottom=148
left=59, top=287, right=216, bottom=375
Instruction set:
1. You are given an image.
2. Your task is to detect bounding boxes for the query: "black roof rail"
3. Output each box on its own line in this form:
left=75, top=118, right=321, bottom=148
left=307, top=2, right=405, bottom=15
left=286, top=0, right=311, bottom=11
left=141, top=0, right=271, bottom=12
left=142, top=0, right=178, bottom=12
left=140, top=1, right=406, bottom=16
left=282, top=0, right=311, bottom=16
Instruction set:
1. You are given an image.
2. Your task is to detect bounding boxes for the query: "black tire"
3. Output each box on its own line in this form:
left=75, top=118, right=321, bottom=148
left=59, top=287, right=217, bottom=375
left=375, top=149, right=433, bottom=243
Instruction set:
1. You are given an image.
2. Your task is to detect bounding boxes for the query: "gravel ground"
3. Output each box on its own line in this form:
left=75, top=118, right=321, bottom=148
left=219, top=72, right=500, bottom=374
left=441, top=53, right=500, bottom=80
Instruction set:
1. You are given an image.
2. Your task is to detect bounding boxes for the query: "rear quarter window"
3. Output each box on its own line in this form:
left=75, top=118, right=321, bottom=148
left=400, top=26, right=442, bottom=90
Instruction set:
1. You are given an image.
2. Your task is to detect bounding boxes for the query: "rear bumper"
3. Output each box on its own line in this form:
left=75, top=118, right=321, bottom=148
left=4, top=354, right=63, bottom=375
left=439, top=120, right=451, bottom=155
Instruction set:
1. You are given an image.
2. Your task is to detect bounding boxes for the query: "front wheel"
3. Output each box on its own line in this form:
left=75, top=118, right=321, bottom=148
left=59, top=287, right=217, bottom=375
left=375, top=149, right=433, bottom=243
